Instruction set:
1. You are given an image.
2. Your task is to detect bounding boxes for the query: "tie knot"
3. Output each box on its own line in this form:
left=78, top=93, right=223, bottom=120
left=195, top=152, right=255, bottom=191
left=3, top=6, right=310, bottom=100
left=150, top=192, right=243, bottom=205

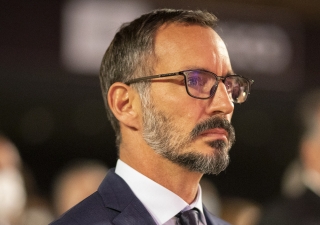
left=177, top=208, right=200, bottom=225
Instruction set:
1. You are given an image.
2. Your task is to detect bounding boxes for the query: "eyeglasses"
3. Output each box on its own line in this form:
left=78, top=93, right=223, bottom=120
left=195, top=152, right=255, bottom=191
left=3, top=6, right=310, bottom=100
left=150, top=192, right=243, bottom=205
left=125, top=69, right=254, bottom=103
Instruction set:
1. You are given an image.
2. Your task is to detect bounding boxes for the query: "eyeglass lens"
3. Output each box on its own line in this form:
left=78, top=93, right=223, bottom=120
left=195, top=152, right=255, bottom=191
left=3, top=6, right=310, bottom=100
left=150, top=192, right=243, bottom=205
left=185, top=70, right=250, bottom=103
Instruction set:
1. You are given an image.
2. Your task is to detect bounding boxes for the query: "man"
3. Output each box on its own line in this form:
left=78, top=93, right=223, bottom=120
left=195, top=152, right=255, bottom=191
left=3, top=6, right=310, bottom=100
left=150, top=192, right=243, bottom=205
left=50, top=8, right=253, bottom=225
left=258, top=89, right=320, bottom=225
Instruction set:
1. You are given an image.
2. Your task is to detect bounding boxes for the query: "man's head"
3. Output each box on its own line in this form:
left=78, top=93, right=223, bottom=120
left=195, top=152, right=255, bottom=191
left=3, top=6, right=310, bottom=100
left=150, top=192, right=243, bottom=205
left=100, top=9, right=252, bottom=175
left=100, top=9, right=219, bottom=145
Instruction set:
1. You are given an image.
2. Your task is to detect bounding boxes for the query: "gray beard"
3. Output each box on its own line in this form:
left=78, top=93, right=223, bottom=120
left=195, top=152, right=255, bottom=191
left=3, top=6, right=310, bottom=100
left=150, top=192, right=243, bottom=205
left=142, top=101, right=235, bottom=175
left=159, top=139, right=230, bottom=175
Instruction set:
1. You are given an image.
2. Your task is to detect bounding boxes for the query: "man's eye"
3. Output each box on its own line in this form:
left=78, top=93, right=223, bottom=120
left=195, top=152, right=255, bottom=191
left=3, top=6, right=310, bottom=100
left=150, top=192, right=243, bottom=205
left=187, top=77, right=205, bottom=87
left=224, top=81, right=233, bottom=91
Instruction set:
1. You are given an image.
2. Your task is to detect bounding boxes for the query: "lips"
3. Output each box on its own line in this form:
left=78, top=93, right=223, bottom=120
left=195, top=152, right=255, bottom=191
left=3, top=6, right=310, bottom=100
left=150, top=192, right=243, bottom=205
left=200, top=128, right=228, bottom=140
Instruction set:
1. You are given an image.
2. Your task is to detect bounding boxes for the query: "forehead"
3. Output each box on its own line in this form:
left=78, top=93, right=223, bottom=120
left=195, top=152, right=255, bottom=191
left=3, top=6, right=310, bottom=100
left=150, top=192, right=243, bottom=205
left=153, top=23, right=231, bottom=75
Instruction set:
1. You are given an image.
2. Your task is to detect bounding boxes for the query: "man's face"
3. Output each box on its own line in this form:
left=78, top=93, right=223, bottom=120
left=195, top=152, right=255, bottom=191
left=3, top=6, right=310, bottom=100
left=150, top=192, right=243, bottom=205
left=142, top=24, right=235, bottom=175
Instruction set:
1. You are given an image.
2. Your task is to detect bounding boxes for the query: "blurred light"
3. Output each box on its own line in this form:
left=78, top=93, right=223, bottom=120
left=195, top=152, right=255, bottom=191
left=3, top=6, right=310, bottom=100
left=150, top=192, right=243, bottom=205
left=61, top=0, right=151, bottom=74
left=218, top=22, right=292, bottom=75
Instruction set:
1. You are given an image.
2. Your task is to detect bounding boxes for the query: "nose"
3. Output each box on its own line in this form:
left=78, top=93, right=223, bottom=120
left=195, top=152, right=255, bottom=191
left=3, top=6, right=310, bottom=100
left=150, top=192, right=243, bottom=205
left=207, top=81, right=234, bottom=116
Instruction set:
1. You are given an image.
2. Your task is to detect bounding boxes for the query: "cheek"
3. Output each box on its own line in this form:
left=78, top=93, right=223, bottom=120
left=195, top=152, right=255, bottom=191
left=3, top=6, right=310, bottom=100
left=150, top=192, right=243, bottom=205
left=167, top=98, right=205, bottom=128
left=151, top=83, right=205, bottom=125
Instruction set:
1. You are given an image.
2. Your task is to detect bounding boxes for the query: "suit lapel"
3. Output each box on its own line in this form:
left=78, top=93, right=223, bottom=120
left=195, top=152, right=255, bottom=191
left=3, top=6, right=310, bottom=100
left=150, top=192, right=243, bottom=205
left=98, top=169, right=156, bottom=225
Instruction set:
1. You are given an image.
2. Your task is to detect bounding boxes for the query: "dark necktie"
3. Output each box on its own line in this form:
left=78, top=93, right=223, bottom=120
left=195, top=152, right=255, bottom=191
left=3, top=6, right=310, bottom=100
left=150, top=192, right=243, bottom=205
left=176, top=208, right=200, bottom=225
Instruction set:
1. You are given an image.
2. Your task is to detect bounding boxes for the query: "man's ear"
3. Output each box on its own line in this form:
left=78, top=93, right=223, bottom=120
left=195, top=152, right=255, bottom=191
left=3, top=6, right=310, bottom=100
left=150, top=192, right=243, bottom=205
left=107, top=82, right=140, bottom=129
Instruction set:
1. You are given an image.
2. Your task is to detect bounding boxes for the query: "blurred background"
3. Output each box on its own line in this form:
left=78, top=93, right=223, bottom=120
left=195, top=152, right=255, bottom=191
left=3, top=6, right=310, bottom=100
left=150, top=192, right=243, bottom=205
left=1, top=0, right=320, bottom=223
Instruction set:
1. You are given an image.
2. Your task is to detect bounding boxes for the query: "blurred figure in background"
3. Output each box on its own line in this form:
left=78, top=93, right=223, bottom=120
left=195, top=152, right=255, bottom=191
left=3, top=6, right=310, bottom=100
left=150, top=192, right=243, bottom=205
left=200, top=177, right=221, bottom=217
left=258, top=89, right=320, bottom=225
left=220, top=197, right=261, bottom=225
left=0, top=135, right=26, bottom=225
left=280, top=158, right=305, bottom=198
left=20, top=165, right=54, bottom=225
left=200, top=177, right=262, bottom=225
left=52, top=160, right=108, bottom=217
left=0, top=134, right=53, bottom=225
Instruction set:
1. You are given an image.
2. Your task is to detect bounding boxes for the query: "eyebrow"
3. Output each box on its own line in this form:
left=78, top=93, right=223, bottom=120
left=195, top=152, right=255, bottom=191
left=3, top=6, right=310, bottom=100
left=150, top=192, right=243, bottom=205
left=183, top=66, right=235, bottom=76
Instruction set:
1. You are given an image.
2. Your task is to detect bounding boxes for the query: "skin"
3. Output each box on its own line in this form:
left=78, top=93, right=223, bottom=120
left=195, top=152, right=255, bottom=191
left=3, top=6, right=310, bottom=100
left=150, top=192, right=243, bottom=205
left=108, top=23, right=234, bottom=204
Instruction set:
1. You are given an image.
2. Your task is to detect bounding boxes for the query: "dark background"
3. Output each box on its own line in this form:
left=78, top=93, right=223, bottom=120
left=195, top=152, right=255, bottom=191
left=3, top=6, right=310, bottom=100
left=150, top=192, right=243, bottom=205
left=1, top=0, right=320, bottom=205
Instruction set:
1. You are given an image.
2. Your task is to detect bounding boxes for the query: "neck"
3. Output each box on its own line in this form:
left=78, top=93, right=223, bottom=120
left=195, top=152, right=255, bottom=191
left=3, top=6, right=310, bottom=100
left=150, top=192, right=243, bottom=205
left=119, top=141, right=202, bottom=204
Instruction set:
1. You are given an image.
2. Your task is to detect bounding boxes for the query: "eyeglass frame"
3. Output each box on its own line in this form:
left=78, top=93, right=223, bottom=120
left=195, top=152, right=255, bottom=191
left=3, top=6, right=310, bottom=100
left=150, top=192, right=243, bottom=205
left=124, top=69, right=254, bottom=103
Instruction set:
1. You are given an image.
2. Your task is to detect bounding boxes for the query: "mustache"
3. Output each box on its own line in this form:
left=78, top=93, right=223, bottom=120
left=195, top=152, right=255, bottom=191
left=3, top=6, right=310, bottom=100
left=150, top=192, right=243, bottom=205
left=190, top=116, right=236, bottom=143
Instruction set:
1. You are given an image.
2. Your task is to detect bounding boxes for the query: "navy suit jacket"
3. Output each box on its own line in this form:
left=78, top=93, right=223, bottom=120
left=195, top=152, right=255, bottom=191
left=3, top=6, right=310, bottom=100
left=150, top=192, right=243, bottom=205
left=50, top=168, right=229, bottom=225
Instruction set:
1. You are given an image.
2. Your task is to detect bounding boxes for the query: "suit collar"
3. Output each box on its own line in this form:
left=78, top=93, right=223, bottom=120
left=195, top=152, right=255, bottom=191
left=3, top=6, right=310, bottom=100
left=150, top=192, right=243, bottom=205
left=98, top=169, right=156, bottom=225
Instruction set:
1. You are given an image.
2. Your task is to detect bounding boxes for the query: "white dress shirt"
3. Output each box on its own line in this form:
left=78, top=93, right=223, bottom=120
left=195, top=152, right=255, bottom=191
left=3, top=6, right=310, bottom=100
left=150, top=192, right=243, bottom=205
left=115, top=159, right=207, bottom=225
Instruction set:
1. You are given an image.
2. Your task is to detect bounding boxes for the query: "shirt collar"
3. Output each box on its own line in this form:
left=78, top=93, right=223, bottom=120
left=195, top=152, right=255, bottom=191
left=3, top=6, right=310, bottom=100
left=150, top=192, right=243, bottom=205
left=115, top=159, right=205, bottom=225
